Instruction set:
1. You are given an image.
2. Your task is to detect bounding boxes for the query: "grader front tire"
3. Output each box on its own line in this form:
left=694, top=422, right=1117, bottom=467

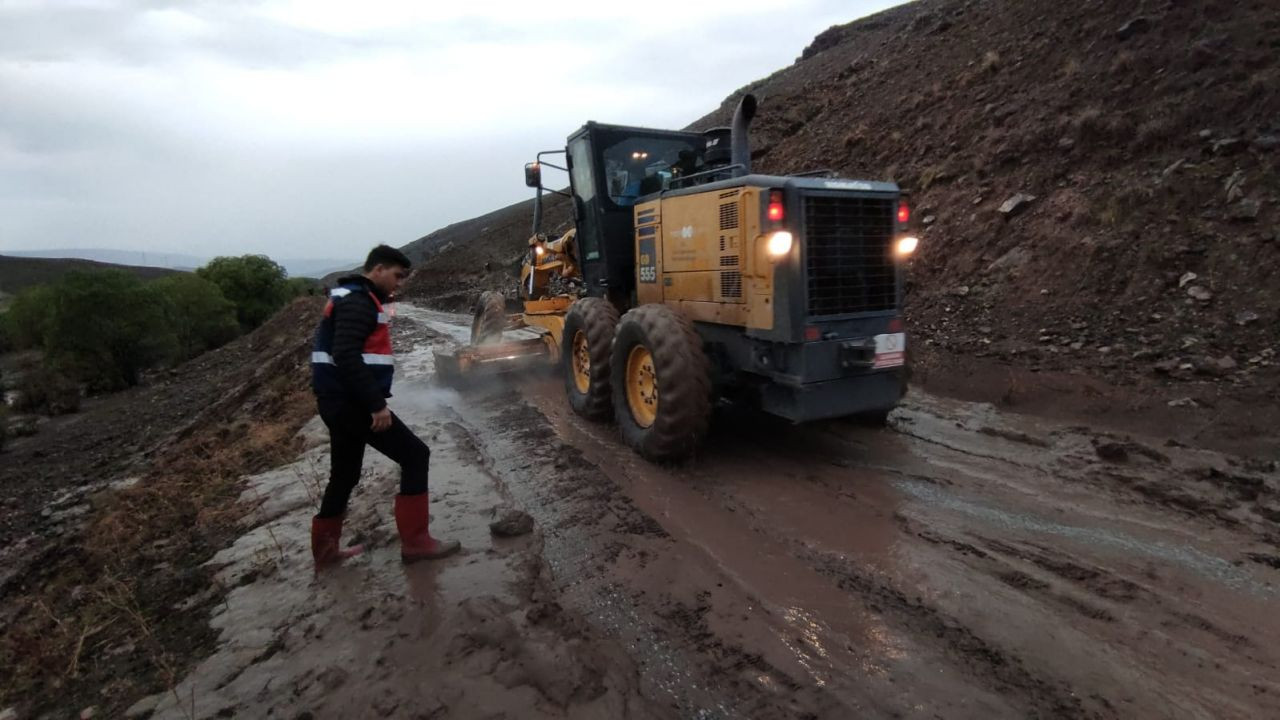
left=561, top=297, right=619, bottom=422
left=610, top=305, right=711, bottom=462
left=470, top=291, right=507, bottom=345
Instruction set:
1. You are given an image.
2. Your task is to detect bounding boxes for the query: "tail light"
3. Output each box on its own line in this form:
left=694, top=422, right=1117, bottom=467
left=897, top=200, right=910, bottom=224
left=767, top=190, right=785, bottom=223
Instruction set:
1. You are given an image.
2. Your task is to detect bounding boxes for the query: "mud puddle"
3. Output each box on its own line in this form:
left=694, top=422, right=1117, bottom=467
left=146, top=303, right=1280, bottom=719
left=131, top=305, right=660, bottom=719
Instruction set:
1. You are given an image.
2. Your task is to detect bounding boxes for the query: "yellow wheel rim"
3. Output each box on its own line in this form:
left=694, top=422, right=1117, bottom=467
left=571, top=330, right=591, bottom=394
left=625, top=345, right=658, bottom=429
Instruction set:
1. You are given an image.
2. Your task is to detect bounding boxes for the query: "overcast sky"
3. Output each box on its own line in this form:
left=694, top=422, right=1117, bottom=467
left=0, top=0, right=901, bottom=263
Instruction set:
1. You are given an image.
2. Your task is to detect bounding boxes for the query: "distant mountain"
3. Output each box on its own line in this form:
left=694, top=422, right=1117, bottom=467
left=0, top=255, right=182, bottom=297
left=3, top=249, right=357, bottom=279
left=283, top=258, right=361, bottom=279
left=4, top=248, right=206, bottom=271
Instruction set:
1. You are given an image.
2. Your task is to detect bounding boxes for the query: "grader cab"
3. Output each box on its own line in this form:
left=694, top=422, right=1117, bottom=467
left=439, top=94, right=918, bottom=461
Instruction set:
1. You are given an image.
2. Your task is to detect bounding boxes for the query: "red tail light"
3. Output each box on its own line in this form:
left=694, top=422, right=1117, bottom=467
left=804, top=326, right=821, bottom=341
left=887, top=317, right=903, bottom=333
left=767, top=190, right=785, bottom=222
left=897, top=201, right=910, bottom=224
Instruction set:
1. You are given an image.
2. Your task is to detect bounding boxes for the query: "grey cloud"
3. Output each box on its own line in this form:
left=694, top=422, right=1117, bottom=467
left=1, top=0, right=901, bottom=260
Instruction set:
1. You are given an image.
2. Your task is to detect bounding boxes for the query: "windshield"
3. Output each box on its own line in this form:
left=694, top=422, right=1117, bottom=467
left=600, top=135, right=704, bottom=206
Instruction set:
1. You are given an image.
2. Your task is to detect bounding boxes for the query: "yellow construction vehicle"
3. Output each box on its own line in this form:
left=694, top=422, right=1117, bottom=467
left=437, top=94, right=918, bottom=461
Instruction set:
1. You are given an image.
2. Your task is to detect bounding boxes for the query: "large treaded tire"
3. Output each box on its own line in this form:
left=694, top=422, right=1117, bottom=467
left=610, top=305, right=711, bottom=462
left=470, top=291, right=506, bottom=345
left=561, top=297, right=619, bottom=422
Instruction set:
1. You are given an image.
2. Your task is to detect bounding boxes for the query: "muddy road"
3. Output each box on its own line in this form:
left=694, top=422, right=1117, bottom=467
left=136, top=304, right=1280, bottom=719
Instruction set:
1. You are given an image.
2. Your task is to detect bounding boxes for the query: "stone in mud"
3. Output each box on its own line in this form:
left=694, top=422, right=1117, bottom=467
left=1235, top=310, right=1260, bottom=326
left=1186, top=285, right=1212, bottom=301
left=1227, top=199, right=1261, bottom=222
left=490, top=508, right=535, bottom=537
left=315, top=666, right=349, bottom=690
left=1093, top=441, right=1129, bottom=462
left=998, top=193, right=1036, bottom=218
left=1115, top=16, right=1151, bottom=40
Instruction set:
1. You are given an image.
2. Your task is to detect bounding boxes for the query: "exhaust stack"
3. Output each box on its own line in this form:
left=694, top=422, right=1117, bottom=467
left=730, top=93, right=758, bottom=177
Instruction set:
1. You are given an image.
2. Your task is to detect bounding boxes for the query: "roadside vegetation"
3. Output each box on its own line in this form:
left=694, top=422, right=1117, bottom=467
left=0, top=255, right=319, bottom=438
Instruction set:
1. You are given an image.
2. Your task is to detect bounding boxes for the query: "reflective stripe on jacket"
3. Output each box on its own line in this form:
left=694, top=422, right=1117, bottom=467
left=311, top=283, right=394, bottom=403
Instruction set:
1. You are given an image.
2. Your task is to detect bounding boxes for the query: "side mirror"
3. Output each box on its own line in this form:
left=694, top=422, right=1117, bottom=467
left=524, top=162, right=542, bottom=188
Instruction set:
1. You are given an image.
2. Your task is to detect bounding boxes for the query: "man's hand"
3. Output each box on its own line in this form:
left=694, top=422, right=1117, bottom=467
left=371, top=407, right=393, bottom=432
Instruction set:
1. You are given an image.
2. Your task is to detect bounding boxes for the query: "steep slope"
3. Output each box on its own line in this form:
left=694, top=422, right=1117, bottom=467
left=396, top=193, right=572, bottom=309
left=691, top=0, right=1278, bottom=388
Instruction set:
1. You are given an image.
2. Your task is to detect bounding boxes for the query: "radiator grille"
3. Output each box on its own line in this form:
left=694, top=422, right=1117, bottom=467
left=719, top=255, right=739, bottom=267
left=803, top=195, right=897, bottom=316
left=720, top=271, right=742, bottom=298
left=718, top=202, right=739, bottom=231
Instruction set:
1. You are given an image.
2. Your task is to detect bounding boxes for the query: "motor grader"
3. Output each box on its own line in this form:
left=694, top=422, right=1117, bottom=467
left=438, top=94, right=918, bottom=461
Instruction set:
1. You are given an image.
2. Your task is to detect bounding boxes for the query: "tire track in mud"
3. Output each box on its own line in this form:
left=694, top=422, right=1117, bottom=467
left=692, top=403, right=1280, bottom=719
left=445, top=388, right=839, bottom=719
left=406, top=305, right=1280, bottom=719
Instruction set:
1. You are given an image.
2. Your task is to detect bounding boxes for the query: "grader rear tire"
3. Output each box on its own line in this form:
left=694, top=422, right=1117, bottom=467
left=561, top=297, right=619, bottom=421
left=470, top=291, right=506, bottom=345
left=610, top=305, right=711, bottom=462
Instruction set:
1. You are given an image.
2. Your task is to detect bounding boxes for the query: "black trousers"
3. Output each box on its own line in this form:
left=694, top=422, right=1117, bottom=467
left=316, top=396, right=430, bottom=518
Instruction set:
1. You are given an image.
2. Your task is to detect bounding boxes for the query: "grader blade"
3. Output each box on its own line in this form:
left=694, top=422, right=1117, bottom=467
left=433, top=337, right=550, bottom=384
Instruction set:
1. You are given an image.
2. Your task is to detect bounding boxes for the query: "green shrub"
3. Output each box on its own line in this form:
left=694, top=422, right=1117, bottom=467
left=6, top=285, right=56, bottom=349
left=0, top=312, right=13, bottom=353
left=151, top=274, right=239, bottom=361
left=285, top=276, right=321, bottom=298
left=197, top=255, right=289, bottom=330
left=44, top=270, right=177, bottom=390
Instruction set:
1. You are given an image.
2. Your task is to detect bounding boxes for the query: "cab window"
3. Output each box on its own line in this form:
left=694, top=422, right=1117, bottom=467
left=600, top=137, right=703, bottom=207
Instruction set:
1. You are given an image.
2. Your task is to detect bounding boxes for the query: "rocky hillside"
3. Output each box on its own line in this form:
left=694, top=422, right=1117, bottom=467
left=692, top=0, right=1278, bottom=390
left=399, top=0, right=1278, bottom=445
left=394, top=194, right=572, bottom=310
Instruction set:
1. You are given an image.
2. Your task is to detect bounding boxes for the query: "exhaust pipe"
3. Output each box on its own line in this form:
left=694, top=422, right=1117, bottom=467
left=730, top=93, right=758, bottom=177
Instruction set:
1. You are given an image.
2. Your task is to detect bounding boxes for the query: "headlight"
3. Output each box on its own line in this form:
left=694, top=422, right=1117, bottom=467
left=767, top=231, right=793, bottom=257
left=895, top=236, right=919, bottom=257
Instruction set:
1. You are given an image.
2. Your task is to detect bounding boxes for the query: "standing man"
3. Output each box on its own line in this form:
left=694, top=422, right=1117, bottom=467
left=309, top=244, right=460, bottom=570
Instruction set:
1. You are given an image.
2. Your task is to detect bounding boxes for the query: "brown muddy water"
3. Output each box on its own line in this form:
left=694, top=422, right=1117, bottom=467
left=133, top=304, right=1280, bottom=719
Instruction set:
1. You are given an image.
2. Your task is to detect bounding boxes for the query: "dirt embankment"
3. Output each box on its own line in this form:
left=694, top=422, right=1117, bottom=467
left=0, top=298, right=324, bottom=718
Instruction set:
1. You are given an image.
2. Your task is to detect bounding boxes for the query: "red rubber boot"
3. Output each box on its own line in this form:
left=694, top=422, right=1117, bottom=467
left=311, top=515, right=365, bottom=570
left=394, top=494, right=461, bottom=562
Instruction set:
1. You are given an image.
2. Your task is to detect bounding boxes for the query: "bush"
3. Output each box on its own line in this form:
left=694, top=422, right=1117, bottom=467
left=44, top=270, right=177, bottom=390
left=6, top=285, right=56, bottom=349
left=197, top=255, right=290, bottom=330
left=0, top=312, right=13, bottom=353
left=151, top=274, right=240, bottom=361
left=285, top=276, right=322, bottom=298
left=12, top=364, right=81, bottom=416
